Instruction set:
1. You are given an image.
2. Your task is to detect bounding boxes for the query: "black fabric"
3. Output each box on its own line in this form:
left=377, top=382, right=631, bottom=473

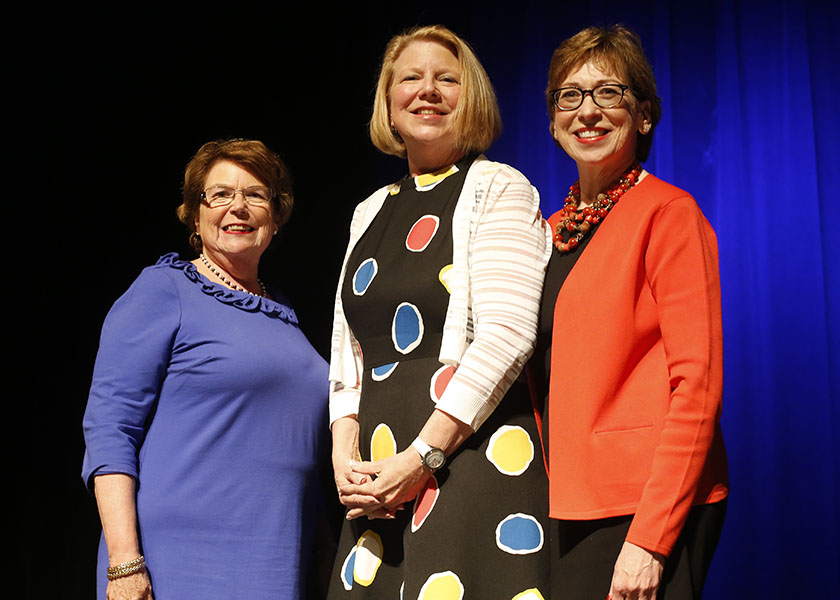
left=549, top=499, right=727, bottom=599
left=328, top=159, right=550, bottom=598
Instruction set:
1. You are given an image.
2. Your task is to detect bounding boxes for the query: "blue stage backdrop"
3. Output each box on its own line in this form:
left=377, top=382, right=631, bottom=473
left=461, top=0, right=839, bottom=595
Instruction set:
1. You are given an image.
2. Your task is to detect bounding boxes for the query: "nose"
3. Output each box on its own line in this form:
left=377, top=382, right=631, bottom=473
left=577, top=92, right=601, bottom=119
left=228, top=190, right=250, bottom=213
left=418, top=76, right=440, bottom=99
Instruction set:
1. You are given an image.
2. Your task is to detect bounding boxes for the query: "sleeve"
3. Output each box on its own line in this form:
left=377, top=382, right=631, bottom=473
left=435, top=166, right=552, bottom=430
left=625, top=196, right=724, bottom=555
left=327, top=200, right=369, bottom=426
left=81, top=268, right=181, bottom=491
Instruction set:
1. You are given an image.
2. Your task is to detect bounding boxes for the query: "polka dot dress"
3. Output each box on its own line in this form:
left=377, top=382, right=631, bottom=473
left=328, top=158, right=550, bottom=599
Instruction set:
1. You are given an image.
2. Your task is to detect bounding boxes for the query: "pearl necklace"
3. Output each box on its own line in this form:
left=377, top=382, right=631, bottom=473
left=199, top=254, right=267, bottom=297
left=553, top=162, right=642, bottom=253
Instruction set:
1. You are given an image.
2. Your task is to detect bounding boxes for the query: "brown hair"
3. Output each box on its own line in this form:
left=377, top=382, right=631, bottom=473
left=546, top=25, right=661, bottom=162
left=177, top=139, right=293, bottom=252
left=369, top=24, right=502, bottom=158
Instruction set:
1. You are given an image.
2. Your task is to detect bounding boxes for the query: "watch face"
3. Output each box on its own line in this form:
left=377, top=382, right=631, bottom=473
left=425, top=449, right=446, bottom=470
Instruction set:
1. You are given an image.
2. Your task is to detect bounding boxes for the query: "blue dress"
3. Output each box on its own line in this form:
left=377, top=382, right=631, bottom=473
left=82, top=253, right=329, bottom=599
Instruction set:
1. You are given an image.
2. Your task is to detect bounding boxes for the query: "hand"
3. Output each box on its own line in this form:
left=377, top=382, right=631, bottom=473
left=106, top=570, right=153, bottom=600
left=608, top=541, right=665, bottom=600
left=333, top=454, right=380, bottom=510
left=340, top=449, right=430, bottom=520
left=330, top=417, right=379, bottom=510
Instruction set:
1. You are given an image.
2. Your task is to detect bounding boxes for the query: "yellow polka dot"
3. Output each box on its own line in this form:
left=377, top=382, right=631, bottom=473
left=438, top=264, right=453, bottom=293
left=371, top=423, right=397, bottom=462
left=512, top=589, right=545, bottom=600
left=486, top=425, right=534, bottom=475
left=418, top=571, right=464, bottom=599
left=353, top=530, right=383, bottom=586
left=415, top=165, right=458, bottom=190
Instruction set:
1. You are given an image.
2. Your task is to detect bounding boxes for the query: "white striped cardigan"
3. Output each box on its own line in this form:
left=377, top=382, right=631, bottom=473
left=329, top=155, right=551, bottom=431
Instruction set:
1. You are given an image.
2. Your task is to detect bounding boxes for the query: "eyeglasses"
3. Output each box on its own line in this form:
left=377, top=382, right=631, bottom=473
left=549, top=84, right=632, bottom=111
left=201, top=186, right=274, bottom=208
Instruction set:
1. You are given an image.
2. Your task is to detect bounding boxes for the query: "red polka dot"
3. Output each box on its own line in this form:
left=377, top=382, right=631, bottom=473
left=430, top=365, right=457, bottom=403
left=406, top=215, right=440, bottom=252
left=412, top=476, right=439, bottom=532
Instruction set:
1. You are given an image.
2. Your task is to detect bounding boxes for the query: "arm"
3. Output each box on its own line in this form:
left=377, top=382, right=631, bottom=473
left=82, top=266, right=180, bottom=596
left=611, top=196, right=724, bottom=598
left=94, top=474, right=153, bottom=600
left=343, top=164, right=550, bottom=515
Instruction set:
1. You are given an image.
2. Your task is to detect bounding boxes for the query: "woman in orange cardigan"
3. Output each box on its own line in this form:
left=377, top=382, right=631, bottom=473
left=533, top=26, right=729, bottom=600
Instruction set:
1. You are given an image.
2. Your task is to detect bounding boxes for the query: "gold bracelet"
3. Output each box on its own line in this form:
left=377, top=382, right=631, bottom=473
left=106, top=555, right=146, bottom=581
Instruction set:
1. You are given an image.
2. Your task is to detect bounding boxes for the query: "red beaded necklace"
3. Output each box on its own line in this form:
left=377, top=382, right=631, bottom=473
left=553, top=162, right=643, bottom=253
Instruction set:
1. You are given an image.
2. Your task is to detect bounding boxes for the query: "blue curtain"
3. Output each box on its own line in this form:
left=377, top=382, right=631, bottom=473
left=472, top=0, right=839, bottom=594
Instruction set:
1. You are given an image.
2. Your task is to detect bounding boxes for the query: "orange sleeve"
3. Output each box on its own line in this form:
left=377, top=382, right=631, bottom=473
left=625, top=196, right=725, bottom=555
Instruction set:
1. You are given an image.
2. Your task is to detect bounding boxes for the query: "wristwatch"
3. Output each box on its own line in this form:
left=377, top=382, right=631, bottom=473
left=411, top=437, right=447, bottom=471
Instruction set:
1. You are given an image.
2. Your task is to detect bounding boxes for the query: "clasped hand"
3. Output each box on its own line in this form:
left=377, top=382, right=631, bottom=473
left=335, top=449, right=431, bottom=520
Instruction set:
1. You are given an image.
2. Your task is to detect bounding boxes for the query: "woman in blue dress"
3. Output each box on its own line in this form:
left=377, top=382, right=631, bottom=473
left=82, top=139, right=330, bottom=600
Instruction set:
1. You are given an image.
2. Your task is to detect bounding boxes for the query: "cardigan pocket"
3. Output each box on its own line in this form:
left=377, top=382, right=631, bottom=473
left=591, top=422, right=657, bottom=491
left=593, top=422, right=654, bottom=434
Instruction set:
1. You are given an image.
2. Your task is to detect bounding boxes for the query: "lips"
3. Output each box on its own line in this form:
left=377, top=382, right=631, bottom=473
left=222, top=224, right=255, bottom=232
left=573, top=128, right=610, bottom=144
left=412, top=107, right=447, bottom=115
left=575, top=128, right=609, bottom=139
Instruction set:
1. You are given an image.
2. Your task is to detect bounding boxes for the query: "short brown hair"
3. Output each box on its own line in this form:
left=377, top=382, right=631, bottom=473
left=177, top=139, right=293, bottom=252
left=369, top=25, right=502, bottom=158
left=546, top=25, right=661, bottom=162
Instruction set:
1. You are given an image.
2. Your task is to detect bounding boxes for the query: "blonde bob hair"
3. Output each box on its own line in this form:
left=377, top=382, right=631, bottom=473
left=369, top=25, right=502, bottom=158
left=546, top=25, right=662, bottom=162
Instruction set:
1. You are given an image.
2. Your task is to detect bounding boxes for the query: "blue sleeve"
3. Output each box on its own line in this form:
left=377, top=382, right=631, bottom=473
left=81, top=267, right=181, bottom=491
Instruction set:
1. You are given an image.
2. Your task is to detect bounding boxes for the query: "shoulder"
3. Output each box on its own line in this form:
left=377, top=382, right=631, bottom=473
left=109, top=254, right=185, bottom=314
left=629, top=174, right=698, bottom=210
left=610, top=174, right=709, bottom=226
left=465, top=155, right=532, bottom=187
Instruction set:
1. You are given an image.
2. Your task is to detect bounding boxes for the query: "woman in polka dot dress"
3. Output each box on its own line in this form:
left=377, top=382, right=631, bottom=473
left=327, top=25, right=551, bottom=599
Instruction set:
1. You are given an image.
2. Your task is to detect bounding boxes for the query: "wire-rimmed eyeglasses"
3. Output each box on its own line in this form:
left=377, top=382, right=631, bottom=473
left=201, top=186, right=274, bottom=208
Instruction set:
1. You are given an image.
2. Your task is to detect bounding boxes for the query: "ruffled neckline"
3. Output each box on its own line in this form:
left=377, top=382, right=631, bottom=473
left=156, top=253, right=299, bottom=325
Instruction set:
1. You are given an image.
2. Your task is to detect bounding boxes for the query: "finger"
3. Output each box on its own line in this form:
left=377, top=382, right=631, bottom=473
left=338, top=492, right=381, bottom=508
left=349, top=459, right=383, bottom=475
left=346, top=504, right=395, bottom=520
left=339, top=480, right=379, bottom=498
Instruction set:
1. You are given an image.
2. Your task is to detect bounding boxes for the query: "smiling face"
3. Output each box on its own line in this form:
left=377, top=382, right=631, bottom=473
left=194, top=160, right=279, bottom=266
left=551, top=60, right=650, bottom=175
left=389, top=40, right=462, bottom=173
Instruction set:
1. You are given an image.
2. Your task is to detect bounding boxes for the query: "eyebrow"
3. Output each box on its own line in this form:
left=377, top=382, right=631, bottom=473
left=560, top=79, right=624, bottom=87
left=204, top=184, right=268, bottom=189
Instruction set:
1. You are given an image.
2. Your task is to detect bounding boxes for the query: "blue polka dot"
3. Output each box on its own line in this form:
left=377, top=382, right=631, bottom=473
left=372, top=362, right=399, bottom=381
left=495, top=514, right=544, bottom=555
left=340, top=546, right=356, bottom=590
left=353, top=258, right=378, bottom=295
left=392, top=302, right=424, bottom=354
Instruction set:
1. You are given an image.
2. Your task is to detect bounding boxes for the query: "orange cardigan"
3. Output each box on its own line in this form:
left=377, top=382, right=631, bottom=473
left=545, top=174, right=729, bottom=556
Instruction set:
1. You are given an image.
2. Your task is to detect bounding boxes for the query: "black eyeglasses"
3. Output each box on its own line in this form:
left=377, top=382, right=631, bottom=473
left=549, top=84, right=632, bottom=111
